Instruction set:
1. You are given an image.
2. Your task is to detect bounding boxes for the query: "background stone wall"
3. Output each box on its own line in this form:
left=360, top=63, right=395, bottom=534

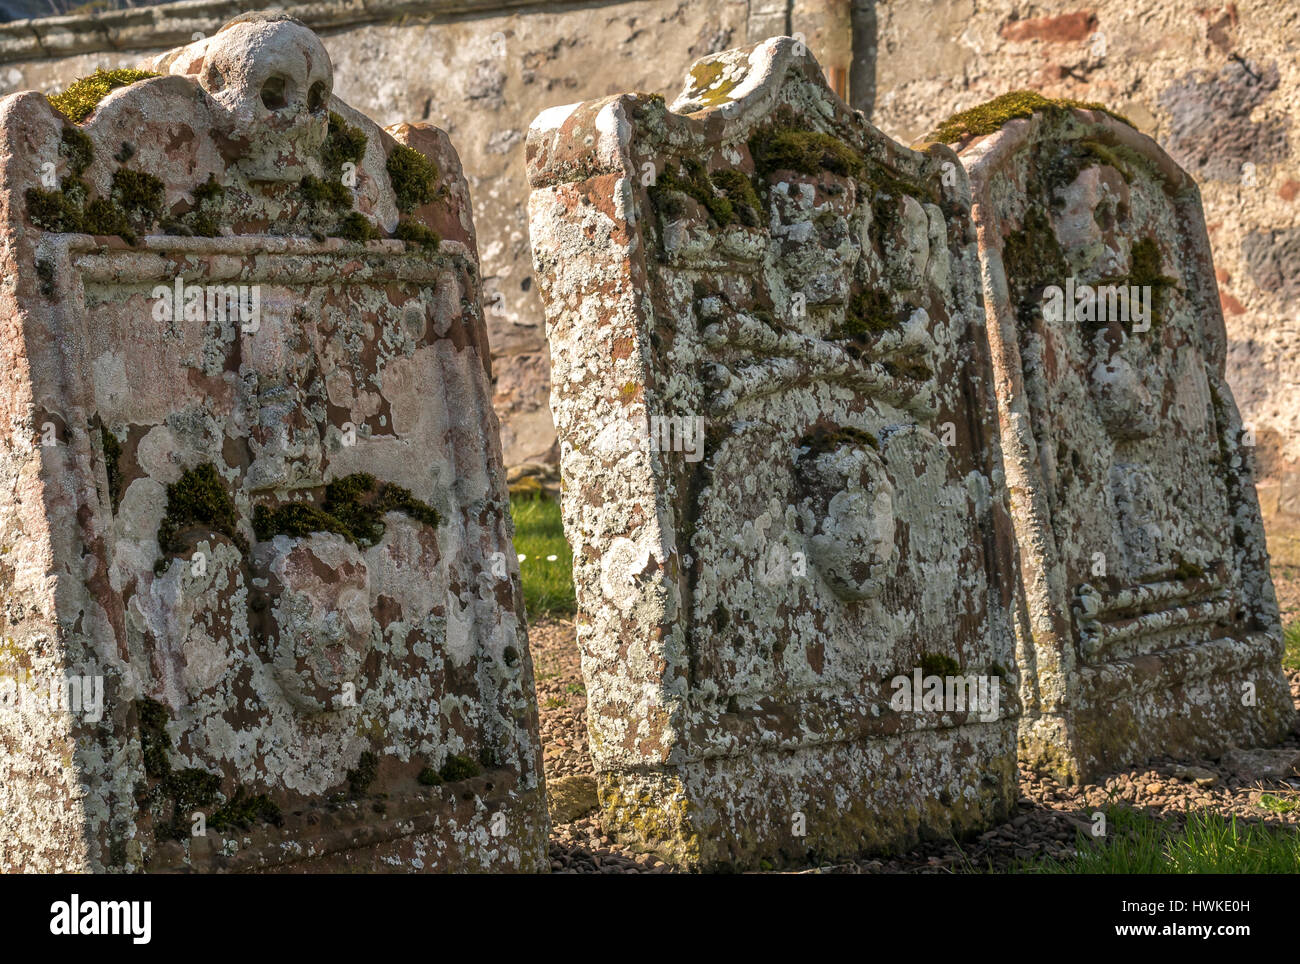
left=1, top=0, right=1295, bottom=501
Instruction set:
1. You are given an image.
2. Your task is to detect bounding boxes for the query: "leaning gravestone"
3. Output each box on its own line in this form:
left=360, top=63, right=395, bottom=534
left=935, top=94, right=1294, bottom=781
left=528, top=37, right=1020, bottom=869
left=0, top=13, right=547, bottom=872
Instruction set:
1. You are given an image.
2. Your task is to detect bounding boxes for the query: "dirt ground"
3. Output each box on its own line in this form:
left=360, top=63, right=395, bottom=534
left=531, top=534, right=1300, bottom=872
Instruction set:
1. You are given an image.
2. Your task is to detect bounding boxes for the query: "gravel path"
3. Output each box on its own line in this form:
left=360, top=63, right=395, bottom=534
left=531, top=578, right=1300, bottom=873
left=530, top=617, right=589, bottom=781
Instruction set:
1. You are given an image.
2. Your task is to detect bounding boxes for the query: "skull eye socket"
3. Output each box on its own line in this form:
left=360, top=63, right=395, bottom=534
left=260, top=75, right=288, bottom=111
left=203, top=64, right=225, bottom=93
left=307, top=81, right=329, bottom=113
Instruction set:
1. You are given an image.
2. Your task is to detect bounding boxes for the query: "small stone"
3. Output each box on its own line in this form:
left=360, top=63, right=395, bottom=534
left=546, top=773, right=599, bottom=824
left=1174, top=765, right=1220, bottom=788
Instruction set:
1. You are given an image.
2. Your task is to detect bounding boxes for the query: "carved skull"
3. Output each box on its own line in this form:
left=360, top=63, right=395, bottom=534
left=254, top=533, right=373, bottom=714
left=1086, top=238, right=1168, bottom=442
left=179, top=15, right=334, bottom=183
left=798, top=440, right=898, bottom=600
left=767, top=172, right=860, bottom=314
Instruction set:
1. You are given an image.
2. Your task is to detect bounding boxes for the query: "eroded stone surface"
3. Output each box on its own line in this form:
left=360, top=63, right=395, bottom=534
left=528, top=37, right=1020, bottom=869
left=949, top=103, right=1294, bottom=781
left=0, top=14, right=547, bottom=872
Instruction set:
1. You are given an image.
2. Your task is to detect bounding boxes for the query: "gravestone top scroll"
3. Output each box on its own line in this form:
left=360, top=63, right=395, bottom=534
left=528, top=37, right=1020, bottom=870
left=0, top=13, right=547, bottom=872
left=943, top=96, right=1294, bottom=780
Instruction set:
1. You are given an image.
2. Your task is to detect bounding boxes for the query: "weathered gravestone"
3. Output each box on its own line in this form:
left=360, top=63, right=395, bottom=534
left=527, top=37, right=1021, bottom=869
left=0, top=13, right=547, bottom=872
left=937, top=94, right=1294, bottom=781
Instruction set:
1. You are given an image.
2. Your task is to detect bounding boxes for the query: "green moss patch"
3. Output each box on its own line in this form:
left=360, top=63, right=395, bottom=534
left=709, top=168, right=762, bottom=227
left=26, top=186, right=83, bottom=233
left=438, top=753, right=481, bottom=782
left=136, top=698, right=172, bottom=779
left=919, top=651, right=961, bottom=677
left=26, top=126, right=94, bottom=233
left=26, top=143, right=164, bottom=244
left=323, top=111, right=367, bottom=173
left=28, top=112, right=214, bottom=244
left=1002, top=207, right=1069, bottom=327
left=299, top=173, right=351, bottom=208
left=60, top=125, right=93, bottom=176
left=47, top=67, right=160, bottom=123
left=649, top=159, right=762, bottom=228
left=110, top=167, right=164, bottom=228
left=336, top=210, right=380, bottom=242
left=749, top=111, right=865, bottom=180
left=837, top=288, right=901, bottom=339
left=209, top=787, right=282, bottom=832
left=83, top=196, right=137, bottom=242
left=393, top=218, right=440, bottom=249
left=1126, top=236, right=1178, bottom=329
left=156, top=462, right=245, bottom=557
left=386, top=142, right=439, bottom=214
left=347, top=750, right=378, bottom=796
left=35, top=258, right=55, bottom=297
left=168, top=174, right=224, bottom=237
left=253, top=472, right=440, bottom=548
left=651, top=157, right=733, bottom=226
left=882, top=356, right=934, bottom=381
left=299, top=111, right=370, bottom=240
left=927, top=90, right=1134, bottom=144
left=133, top=697, right=280, bottom=841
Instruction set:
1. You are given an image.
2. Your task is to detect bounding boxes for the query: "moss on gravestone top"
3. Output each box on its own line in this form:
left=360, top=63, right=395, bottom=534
left=749, top=121, right=865, bottom=179
left=927, top=90, right=1133, bottom=144
left=47, top=67, right=160, bottom=123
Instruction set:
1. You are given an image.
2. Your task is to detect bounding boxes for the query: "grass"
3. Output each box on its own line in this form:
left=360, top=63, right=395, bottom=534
left=1016, top=806, right=1300, bottom=874
left=1258, top=792, right=1300, bottom=816
left=1283, top=620, right=1300, bottom=672
left=509, top=494, right=575, bottom=618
